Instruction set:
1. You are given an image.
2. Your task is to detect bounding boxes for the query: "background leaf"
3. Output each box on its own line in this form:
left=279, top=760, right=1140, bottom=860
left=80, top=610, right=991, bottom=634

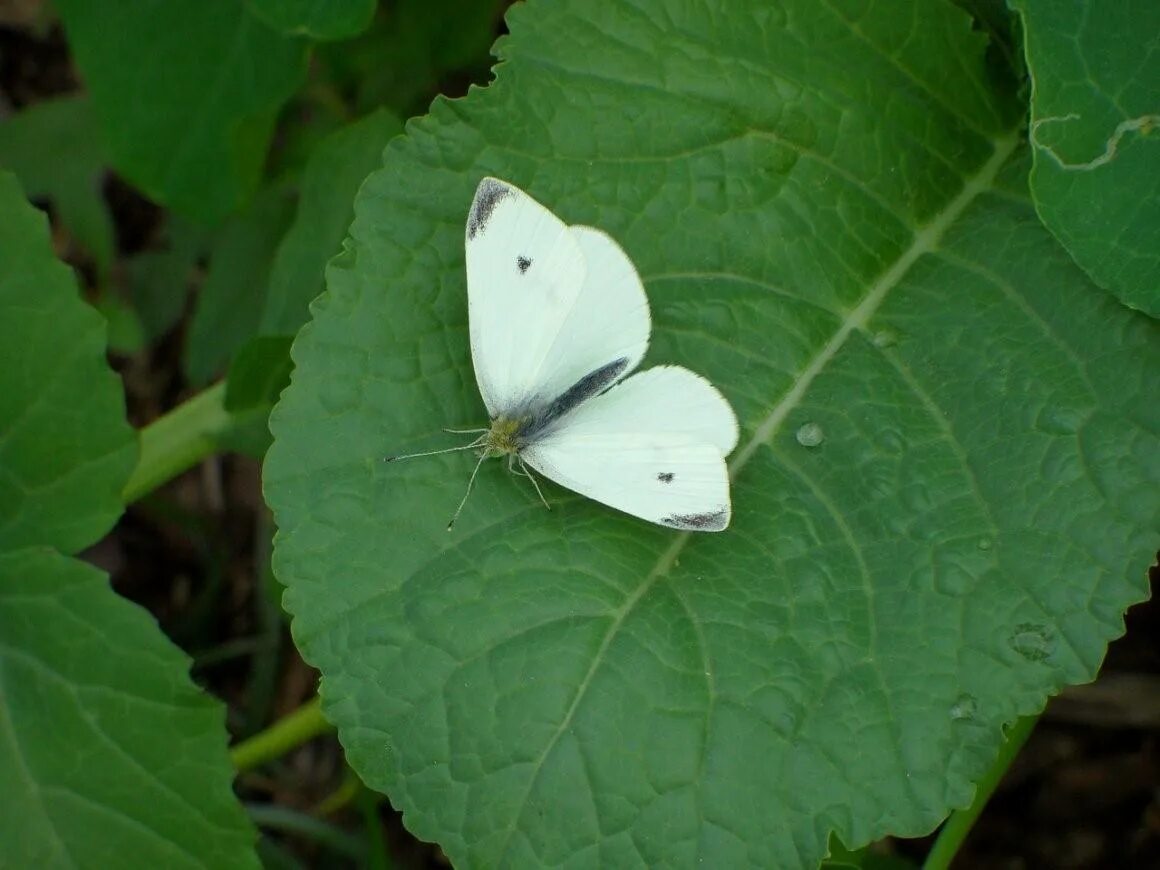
left=261, top=108, right=402, bottom=335
left=0, top=96, right=113, bottom=278
left=246, top=0, right=376, bottom=40
left=186, top=109, right=401, bottom=388
left=1013, top=0, right=1160, bottom=318
left=184, top=183, right=297, bottom=385
left=0, top=172, right=135, bottom=553
left=0, top=549, right=259, bottom=870
left=226, top=335, right=295, bottom=412
left=263, top=2, right=1160, bottom=867
left=319, top=0, right=505, bottom=117
left=0, top=171, right=258, bottom=870
left=124, top=216, right=211, bottom=343
left=55, top=0, right=308, bottom=224
left=96, top=293, right=147, bottom=355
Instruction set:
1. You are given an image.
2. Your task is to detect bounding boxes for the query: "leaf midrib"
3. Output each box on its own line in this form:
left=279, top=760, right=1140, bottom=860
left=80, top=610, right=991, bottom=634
left=493, top=132, right=1021, bottom=864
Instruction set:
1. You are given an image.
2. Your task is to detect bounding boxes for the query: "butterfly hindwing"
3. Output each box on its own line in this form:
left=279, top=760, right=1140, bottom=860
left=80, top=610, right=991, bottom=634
left=520, top=366, right=738, bottom=530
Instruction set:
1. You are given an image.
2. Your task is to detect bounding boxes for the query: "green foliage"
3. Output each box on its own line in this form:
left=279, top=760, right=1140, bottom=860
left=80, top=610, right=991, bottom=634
left=319, top=0, right=504, bottom=116
left=0, top=173, right=258, bottom=869
left=186, top=108, right=402, bottom=387
left=0, top=96, right=113, bottom=278
left=124, top=216, right=212, bottom=343
left=1, top=0, right=498, bottom=864
left=0, top=173, right=135, bottom=552
left=185, top=183, right=298, bottom=384
left=261, top=108, right=403, bottom=334
left=55, top=0, right=308, bottom=223
left=1013, top=0, right=1160, bottom=317
left=96, top=293, right=148, bottom=354
left=248, top=0, right=377, bottom=40
left=0, top=550, right=260, bottom=870
left=226, top=336, right=295, bottom=412
left=263, top=1, right=1159, bottom=868
left=3, top=0, right=1156, bottom=866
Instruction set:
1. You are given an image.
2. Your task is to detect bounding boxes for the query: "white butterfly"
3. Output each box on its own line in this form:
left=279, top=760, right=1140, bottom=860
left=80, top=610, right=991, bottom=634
left=391, top=177, right=738, bottom=531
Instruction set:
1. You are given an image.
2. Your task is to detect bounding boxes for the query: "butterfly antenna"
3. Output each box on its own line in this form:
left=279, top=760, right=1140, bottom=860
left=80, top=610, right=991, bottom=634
left=446, top=449, right=490, bottom=531
left=442, top=426, right=489, bottom=435
left=385, top=435, right=485, bottom=462
left=517, top=456, right=552, bottom=512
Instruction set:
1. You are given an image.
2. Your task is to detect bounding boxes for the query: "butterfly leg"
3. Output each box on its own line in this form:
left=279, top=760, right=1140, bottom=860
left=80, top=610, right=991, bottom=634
left=514, top=456, right=551, bottom=512
left=446, top=449, right=491, bottom=531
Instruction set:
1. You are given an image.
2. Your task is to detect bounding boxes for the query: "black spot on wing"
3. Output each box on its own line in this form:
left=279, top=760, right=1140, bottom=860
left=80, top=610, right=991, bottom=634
left=660, top=507, right=729, bottom=531
left=657, top=472, right=674, bottom=483
left=516, top=255, right=532, bottom=274
left=467, top=179, right=513, bottom=240
left=516, top=357, right=630, bottom=441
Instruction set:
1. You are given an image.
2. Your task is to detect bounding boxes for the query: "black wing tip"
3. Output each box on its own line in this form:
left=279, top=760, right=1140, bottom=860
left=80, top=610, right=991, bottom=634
left=660, top=506, right=730, bottom=532
left=467, top=177, right=514, bottom=240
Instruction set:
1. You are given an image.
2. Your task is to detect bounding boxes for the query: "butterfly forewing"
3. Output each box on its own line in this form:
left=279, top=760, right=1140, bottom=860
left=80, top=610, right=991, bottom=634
left=465, top=178, right=649, bottom=416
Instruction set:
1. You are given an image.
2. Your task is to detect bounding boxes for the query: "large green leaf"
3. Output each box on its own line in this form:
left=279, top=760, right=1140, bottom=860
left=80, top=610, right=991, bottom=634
left=264, top=2, right=1159, bottom=867
left=1013, top=0, right=1160, bottom=318
left=55, top=0, right=308, bottom=224
left=0, top=548, right=259, bottom=870
left=0, top=172, right=135, bottom=554
left=0, top=96, right=113, bottom=278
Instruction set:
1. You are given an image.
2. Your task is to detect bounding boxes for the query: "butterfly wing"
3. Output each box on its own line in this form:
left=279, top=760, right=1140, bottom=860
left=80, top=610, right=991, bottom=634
left=520, top=366, right=738, bottom=531
left=465, top=178, right=650, bottom=417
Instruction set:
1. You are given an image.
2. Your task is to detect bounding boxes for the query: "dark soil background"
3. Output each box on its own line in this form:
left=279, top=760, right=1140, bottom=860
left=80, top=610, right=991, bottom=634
left=3, top=7, right=1157, bottom=869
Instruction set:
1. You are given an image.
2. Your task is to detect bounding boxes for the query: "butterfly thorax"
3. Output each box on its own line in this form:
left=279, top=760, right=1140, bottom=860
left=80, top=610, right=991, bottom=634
left=483, top=415, right=529, bottom=457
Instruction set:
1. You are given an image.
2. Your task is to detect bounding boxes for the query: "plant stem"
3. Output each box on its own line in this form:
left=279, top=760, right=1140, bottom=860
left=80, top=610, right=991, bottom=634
left=922, top=714, right=1038, bottom=870
left=314, top=767, right=362, bottom=816
left=244, top=803, right=365, bottom=859
left=357, top=786, right=393, bottom=870
left=122, top=383, right=233, bottom=503
left=231, top=696, right=331, bottom=772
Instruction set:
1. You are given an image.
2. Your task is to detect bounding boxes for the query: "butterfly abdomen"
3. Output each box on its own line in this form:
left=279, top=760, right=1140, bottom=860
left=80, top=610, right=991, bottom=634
left=514, top=356, right=631, bottom=442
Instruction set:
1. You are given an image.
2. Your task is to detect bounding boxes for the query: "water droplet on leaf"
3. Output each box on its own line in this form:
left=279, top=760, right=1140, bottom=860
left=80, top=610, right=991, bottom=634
left=795, top=422, right=824, bottom=448
left=950, top=694, right=978, bottom=721
left=872, top=329, right=899, bottom=348
left=1008, top=622, right=1056, bottom=663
